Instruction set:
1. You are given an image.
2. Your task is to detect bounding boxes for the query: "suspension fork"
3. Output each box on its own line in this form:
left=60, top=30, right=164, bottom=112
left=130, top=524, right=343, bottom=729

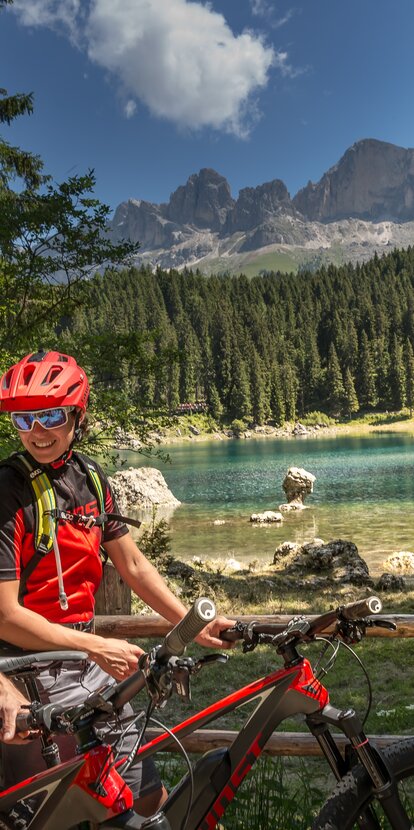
left=307, top=704, right=413, bottom=830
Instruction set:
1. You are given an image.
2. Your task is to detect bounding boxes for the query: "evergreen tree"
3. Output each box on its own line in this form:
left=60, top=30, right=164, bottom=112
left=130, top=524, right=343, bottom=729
left=269, top=364, right=286, bottom=425
left=404, top=337, right=414, bottom=417
left=388, top=333, right=406, bottom=410
left=325, top=343, right=345, bottom=415
left=343, top=368, right=359, bottom=418
left=356, top=331, right=378, bottom=409
left=249, top=348, right=268, bottom=425
left=228, top=349, right=251, bottom=420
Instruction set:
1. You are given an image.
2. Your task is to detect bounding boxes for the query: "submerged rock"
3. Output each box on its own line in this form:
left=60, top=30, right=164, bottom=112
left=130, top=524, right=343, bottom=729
left=108, top=467, right=181, bottom=513
left=250, top=511, right=283, bottom=523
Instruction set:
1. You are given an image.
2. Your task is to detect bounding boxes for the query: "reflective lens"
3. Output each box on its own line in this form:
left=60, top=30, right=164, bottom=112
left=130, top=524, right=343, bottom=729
left=11, top=408, right=70, bottom=432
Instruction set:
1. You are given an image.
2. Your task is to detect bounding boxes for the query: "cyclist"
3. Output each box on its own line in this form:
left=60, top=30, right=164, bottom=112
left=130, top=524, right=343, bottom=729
left=0, top=350, right=233, bottom=816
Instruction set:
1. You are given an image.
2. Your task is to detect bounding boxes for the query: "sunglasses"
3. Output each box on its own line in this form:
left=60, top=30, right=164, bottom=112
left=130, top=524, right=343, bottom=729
left=11, top=407, right=74, bottom=432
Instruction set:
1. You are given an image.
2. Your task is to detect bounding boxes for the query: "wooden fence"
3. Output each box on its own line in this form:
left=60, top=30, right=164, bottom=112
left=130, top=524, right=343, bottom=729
left=95, top=611, right=414, bottom=757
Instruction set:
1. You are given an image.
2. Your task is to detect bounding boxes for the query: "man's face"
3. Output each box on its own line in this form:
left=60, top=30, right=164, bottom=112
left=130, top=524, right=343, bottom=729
left=17, top=409, right=83, bottom=463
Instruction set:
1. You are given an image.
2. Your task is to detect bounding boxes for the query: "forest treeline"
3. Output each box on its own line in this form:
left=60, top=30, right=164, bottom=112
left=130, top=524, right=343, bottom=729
left=66, top=247, right=414, bottom=425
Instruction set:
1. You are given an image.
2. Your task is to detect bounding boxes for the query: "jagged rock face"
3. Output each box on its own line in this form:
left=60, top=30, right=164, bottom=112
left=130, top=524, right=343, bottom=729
left=110, top=139, right=414, bottom=271
left=166, top=168, right=234, bottom=230
left=293, top=139, right=414, bottom=222
left=111, top=198, right=178, bottom=249
left=225, top=179, right=294, bottom=233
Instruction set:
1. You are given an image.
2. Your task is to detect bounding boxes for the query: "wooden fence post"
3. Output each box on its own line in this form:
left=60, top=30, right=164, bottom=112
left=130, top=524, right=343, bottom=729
left=95, top=561, right=131, bottom=615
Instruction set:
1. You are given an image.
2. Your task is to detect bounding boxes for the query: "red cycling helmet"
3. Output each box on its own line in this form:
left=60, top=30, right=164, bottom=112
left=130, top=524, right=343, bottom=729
left=0, top=350, right=90, bottom=412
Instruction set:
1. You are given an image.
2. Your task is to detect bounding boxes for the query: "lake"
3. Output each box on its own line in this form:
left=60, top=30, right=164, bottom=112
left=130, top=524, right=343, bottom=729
left=118, top=431, right=414, bottom=576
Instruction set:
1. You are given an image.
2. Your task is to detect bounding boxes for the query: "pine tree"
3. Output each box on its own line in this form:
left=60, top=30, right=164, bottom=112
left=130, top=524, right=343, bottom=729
left=326, top=343, right=345, bottom=416
left=388, top=333, right=406, bottom=411
left=356, top=331, right=378, bottom=409
left=404, top=338, right=414, bottom=417
left=343, top=367, right=359, bottom=418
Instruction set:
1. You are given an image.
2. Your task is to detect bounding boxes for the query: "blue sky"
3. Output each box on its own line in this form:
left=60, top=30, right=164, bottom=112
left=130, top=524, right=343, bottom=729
left=2, top=0, right=414, bottom=213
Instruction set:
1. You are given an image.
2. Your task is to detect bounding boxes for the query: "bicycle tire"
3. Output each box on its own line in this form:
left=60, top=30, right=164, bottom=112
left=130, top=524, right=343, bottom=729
left=312, top=737, right=414, bottom=829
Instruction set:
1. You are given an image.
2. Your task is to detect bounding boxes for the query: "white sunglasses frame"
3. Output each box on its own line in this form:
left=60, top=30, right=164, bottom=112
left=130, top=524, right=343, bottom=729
left=10, top=406, right=75, bottom=432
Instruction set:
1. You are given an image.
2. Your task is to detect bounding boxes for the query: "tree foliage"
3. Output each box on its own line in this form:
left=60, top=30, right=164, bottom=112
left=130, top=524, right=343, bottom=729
left=63, top=248, right=414, bottom=425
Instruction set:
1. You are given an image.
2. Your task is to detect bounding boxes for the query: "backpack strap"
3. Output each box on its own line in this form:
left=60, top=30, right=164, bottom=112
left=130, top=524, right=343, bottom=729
left=0, top=453, right=56, bottom=556
left=73, top=451, right=106, bottom=516
left=0, top=453, right=57, bottom=602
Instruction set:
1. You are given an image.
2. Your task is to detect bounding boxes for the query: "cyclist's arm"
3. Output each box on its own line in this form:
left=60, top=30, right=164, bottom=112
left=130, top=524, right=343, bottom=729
left=104, top=532, right=235, bottom=648
left=0, top=580, right=143, bottom=680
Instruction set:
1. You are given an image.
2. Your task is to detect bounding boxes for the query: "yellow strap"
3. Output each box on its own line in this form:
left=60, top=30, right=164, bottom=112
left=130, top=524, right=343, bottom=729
left=88, top=467, right=105, bottom=515
left=18, top=456, right=56, bottom=552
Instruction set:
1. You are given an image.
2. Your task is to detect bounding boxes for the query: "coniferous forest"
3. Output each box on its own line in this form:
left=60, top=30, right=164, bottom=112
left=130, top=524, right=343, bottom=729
left=66, top=247, right=414, bottom=426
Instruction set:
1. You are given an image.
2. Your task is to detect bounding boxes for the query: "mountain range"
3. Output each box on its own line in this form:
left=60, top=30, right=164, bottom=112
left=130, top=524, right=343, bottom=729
left=111, top=138, right=414, bottom=275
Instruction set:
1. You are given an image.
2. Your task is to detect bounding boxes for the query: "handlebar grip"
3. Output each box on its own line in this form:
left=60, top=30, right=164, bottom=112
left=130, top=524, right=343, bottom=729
left=340, top=596, right=382, bottom=620
left=15, top=711, right=34, bottom=732
left=157, top=598, right=216, bottom=660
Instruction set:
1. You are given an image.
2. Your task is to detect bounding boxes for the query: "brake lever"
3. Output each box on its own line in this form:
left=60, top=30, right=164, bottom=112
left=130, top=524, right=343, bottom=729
left=192, top=653, right=229, bottom=672
left=366, top=619, right=397, bottom=631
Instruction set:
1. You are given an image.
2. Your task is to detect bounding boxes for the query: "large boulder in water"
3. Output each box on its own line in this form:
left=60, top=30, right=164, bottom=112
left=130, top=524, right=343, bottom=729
left=108, top=467, right=181, bottom=514
left=279, top=466, right=315, bottom=511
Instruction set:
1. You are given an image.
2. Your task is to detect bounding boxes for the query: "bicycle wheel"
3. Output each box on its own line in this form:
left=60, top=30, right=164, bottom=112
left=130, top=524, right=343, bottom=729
left=313, top=738, right=414, bottom=830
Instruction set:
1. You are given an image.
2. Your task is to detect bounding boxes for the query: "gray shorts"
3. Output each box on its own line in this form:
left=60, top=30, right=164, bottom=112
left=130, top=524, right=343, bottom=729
left=1, top=660, right=161, bottom=800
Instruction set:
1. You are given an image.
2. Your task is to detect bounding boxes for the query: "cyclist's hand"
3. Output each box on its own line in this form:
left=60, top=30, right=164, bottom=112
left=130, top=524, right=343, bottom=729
left=0, top=676, right=31, bottom=743
left=195, top=615, right=236, bottom=649
left=89, top=637, right=144, bottom=680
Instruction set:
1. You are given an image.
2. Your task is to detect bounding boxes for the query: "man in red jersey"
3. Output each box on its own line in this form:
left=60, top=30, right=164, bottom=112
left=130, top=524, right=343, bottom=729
left=0, top=350, right=233, bottom=815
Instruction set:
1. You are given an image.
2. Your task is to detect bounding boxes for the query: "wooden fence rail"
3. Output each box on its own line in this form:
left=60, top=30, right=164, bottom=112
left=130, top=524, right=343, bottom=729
left=95, top=613, right=414, bottom=639
left=95, top=612, right=413, bottom=758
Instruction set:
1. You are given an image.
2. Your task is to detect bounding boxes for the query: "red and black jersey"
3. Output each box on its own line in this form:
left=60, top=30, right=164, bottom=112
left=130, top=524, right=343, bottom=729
left=0, top=453, right=128, bottom=623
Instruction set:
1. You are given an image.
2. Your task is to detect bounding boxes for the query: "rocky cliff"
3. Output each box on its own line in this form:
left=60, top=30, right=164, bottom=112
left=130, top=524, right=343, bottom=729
left=111, top=139, right=414, bottom=273
left=293, top=139, right=414, bottom=222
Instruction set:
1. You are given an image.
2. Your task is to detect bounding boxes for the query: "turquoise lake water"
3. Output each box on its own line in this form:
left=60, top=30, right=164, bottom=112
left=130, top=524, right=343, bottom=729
left=118, top=432, right=414, bottom=576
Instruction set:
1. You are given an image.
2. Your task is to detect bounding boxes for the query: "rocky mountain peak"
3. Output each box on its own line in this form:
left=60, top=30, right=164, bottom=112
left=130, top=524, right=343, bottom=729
left=293, top=138, right=414, bottom=221
left=166, top=167, right=234, bottom=230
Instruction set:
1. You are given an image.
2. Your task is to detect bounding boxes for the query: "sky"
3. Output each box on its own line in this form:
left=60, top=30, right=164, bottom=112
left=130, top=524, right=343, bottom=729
left=2, top=0, right=414, bottom=214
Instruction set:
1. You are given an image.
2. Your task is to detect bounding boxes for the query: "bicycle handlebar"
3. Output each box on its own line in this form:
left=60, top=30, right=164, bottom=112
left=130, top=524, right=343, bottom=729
left=102, top=597, right=217, bottom=711
left=221, top=595, right=383, bottom=644
left=157, top=597, right=216, bottom=660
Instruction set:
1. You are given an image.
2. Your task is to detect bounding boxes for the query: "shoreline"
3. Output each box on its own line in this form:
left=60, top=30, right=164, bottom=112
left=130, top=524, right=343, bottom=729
left=147, top=414, right=414, bottom=448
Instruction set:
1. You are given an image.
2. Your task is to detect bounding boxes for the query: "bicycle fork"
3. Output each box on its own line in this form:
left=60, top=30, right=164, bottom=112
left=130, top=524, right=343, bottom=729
left=307, top=704, right=413, bottom=830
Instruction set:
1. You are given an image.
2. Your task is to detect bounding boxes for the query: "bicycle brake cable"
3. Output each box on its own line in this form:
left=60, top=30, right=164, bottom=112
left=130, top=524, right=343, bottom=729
left=313, top=636, right=340, bottom=678
left=149, top=714, right=194, bottom=830
left=337, top=639, right=373, bottom=726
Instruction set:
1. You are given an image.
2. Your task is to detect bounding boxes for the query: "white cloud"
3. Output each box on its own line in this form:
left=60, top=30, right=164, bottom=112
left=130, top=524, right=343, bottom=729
left=250, top=1, right=295, bottom=30
left=11, top=0, right=84, bottom=43
left=124, top=99, right=137, bottom=119
left=10, top=0, right=280, bottom=136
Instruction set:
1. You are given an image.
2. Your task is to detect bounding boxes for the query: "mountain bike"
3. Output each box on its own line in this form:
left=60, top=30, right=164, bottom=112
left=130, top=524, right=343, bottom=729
left=0, top=595, right=413, bottom=829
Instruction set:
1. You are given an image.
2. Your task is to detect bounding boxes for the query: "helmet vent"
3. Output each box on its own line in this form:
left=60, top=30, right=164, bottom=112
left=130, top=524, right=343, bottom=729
left=42, top=367, right=63, bottom=385
left=67, top=382, right=81, bottom=396
left=28, top=350, right=48, bottom=363
left=22, top=366, right=36, bottom=386
left=58, top=355, right=69, bottom=362
left=2, top=369, right=13, bottom=390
